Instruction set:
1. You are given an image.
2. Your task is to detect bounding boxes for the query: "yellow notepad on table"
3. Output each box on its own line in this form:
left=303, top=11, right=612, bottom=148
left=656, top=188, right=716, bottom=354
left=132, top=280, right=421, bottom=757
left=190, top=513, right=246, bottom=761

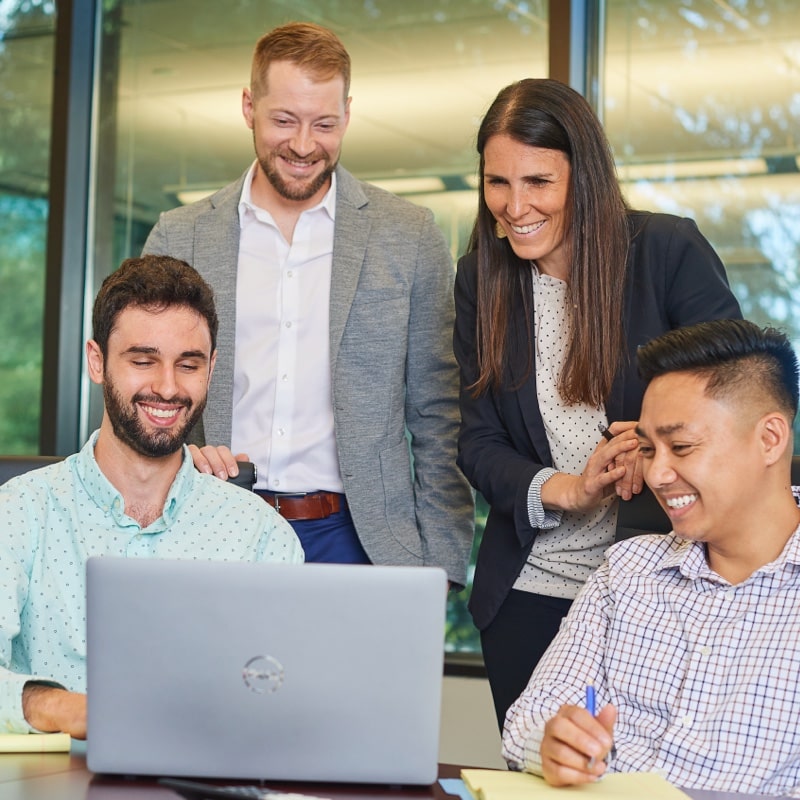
left=461, top=768, right=690, bottom=800
left=0, top=733, right=71, bottom=753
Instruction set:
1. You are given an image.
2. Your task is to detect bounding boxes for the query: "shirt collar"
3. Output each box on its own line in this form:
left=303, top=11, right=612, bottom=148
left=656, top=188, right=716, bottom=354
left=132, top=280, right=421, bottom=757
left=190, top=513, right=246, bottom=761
left=657, top=523, right=800, bottom=582
left=74, top=430, right=198, bottom=533
left=237, top=160, right=337, bottom=225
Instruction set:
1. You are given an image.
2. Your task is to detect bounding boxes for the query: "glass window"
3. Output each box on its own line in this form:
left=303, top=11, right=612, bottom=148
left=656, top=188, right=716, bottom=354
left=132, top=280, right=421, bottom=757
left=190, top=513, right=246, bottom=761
left=0, top=1, right=55, bottom=452
left=93, top=0, right=550, bottom=653
left=604, top=0, right=800, bottom=438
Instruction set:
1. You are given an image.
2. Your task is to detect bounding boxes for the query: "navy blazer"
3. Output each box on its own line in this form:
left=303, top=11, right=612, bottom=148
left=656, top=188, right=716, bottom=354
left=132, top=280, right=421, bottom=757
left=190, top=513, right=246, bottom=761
left=454, top=211, right=743, bottom=630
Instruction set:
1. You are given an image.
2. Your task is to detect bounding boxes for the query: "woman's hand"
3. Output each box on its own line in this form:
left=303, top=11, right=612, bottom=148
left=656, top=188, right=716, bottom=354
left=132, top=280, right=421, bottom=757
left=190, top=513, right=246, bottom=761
left=606, top=421, right=643, bottom=501
left=541, top=430, right=639, bottom=513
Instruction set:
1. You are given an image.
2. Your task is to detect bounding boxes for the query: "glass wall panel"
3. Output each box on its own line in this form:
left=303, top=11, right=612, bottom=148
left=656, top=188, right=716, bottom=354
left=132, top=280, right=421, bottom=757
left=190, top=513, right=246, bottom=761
left=604, top=0, right=800, bottom=437
left=93, top=0, right=550, bottom=652
left=0, top=1, right=55, bottom=452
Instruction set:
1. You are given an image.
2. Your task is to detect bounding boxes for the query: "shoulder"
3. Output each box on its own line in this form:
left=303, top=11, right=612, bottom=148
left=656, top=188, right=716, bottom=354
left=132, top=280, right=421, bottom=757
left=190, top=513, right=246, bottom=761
left=604, top=532, right=686, bottom=577
left=336, top=167, right=435, bottom=224
left=154, top=174, right=245, bottom=225
left=0, top=456, right=75, bottom=517
left=627, top=210, right=705, bottom=245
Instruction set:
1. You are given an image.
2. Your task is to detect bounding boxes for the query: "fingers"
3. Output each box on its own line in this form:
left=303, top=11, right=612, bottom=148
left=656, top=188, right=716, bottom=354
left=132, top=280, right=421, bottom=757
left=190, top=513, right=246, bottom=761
left=541, top=705, right=615, bottom=787
left=189, top=444, right=241, bottom=480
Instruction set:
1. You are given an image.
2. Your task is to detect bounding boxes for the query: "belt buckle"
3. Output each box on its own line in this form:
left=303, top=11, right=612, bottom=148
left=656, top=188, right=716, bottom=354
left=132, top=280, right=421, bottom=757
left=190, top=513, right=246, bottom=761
left=272, top=491, right=307, bottom=516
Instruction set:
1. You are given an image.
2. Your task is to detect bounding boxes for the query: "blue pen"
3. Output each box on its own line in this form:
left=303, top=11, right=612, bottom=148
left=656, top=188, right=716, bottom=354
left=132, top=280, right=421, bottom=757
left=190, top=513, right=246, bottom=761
left=586, top=685, right=596, bottom=716
left=586, top=685, right=597, bottom=769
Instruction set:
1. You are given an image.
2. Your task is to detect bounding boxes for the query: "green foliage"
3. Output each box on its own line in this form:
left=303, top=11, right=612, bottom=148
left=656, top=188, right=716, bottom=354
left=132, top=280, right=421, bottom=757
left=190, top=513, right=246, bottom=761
left=0, top=194, right=46, bottom=453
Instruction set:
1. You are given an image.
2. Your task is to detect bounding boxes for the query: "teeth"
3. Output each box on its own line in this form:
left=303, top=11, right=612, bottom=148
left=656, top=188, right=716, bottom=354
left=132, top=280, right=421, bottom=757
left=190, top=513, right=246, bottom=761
left=666, top=494, right=697, bottom=509
left=511, top=221, right=544, bottom=235
left=142, top=405, right=180, bottom=419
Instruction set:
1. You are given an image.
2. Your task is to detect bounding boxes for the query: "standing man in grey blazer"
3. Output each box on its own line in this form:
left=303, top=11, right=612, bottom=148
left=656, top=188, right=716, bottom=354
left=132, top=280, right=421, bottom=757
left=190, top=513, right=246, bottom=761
left=142, top=21, right=473, bottom=586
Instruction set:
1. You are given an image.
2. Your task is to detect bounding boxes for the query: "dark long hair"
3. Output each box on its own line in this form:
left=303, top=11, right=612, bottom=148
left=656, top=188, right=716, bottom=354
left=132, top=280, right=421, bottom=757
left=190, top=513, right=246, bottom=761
left=469, top=78, right=629, bottom=405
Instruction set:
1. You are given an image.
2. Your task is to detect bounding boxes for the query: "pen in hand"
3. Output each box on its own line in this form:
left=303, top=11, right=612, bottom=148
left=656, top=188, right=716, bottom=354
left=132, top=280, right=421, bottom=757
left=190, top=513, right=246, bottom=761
left=597, top=423, right=614, bottom=442
left=586, top=685, right=597, bottom=769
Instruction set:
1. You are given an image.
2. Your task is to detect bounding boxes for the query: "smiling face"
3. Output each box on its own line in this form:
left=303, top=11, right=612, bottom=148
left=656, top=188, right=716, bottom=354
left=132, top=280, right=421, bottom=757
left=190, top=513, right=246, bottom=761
left=87, top=304, right=216, bottom=459
left=637, top=371, right=769, bottom=547
left=242, top=60, right=350, bottom=210
left=483, top=134, right=572, bottom=278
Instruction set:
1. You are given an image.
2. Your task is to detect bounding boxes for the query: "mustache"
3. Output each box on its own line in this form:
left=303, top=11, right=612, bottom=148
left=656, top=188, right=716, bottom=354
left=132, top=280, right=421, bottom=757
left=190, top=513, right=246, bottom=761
left=278, top=145, right=328, bottom=163
left=133, top=392, right=192, bottom=410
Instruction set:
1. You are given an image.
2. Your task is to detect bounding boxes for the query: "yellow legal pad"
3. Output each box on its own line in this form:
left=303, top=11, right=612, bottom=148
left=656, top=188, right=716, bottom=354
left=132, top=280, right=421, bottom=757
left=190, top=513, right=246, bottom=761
left=461, top=768, right=691, bottom=800
left=0, top=733, right=71, bottom=753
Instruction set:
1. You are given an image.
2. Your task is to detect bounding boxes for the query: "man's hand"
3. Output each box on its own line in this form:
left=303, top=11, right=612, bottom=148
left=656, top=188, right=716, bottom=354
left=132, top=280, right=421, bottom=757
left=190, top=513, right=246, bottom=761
left=540, top=703, right=616, bottom=786
left=189, top=444, right=249, bottom=481
left=22, top=683, right=87, bottom=739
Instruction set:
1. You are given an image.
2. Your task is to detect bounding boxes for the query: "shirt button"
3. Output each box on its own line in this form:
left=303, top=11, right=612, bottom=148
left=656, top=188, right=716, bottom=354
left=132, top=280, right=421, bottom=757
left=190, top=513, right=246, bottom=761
left=274, top=480, right=280, bottom=487
left=281, top=374, right=288, bottom=382
left=721, top=590, right=735, bottom=601
left=681, top=714, right=694, bottom=727
left=698, top=646, right=711, bottom=657
left=285, top=321, right=292, bottom=329
left=278, top=428, right=285, bottom=437
left=287, top=270, right=293, bottom=278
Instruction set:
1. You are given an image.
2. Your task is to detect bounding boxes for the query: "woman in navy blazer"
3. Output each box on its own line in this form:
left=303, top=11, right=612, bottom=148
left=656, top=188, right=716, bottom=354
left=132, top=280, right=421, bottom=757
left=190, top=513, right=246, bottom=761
left=454, top=79, right=742, bottom=729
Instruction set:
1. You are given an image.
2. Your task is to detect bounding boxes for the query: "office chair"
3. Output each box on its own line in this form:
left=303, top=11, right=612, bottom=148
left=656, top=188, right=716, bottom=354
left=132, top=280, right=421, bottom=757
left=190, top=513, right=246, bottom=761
left=615, top=455, right=800, bottom=541
left=0, top=455, right=63, bottom=486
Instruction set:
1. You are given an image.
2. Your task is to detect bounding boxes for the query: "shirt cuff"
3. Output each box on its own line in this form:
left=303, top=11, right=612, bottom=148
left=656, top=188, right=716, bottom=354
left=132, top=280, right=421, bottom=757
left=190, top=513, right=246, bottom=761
left=522, top=726, right=546, bottom=775
left=527, top=468, right=562, bottom=529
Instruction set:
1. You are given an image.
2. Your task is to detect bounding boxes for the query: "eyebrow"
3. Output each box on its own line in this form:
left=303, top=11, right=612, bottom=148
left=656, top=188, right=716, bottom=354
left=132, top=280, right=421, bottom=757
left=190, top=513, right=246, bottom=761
left=635, top=422, right=687, bottom=437
left=123, top=346, right=208, bottom=362
left=484, top=171, right=555, bottom=180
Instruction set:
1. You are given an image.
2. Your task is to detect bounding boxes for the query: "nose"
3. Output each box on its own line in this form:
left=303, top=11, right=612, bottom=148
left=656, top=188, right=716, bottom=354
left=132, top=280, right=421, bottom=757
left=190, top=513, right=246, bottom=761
left=505, top=185, right=528, bottom=220
left=642, top=447, right=677, bottom=491
left=151, top=365, right=178, bottom=400
left=290, top=125, right=314, bottom=157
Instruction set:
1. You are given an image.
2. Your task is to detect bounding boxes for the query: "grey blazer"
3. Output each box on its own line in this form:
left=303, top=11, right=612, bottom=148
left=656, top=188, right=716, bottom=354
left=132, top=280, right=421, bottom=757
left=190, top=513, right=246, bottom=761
left=143, top=165, right=474, bottom=586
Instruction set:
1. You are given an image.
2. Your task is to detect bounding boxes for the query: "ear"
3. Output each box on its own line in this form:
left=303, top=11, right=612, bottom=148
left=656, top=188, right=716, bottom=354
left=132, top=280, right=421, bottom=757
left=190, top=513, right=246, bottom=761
left=86, top=340, right=105, bottom=386
left=758, top=411, right=791, bottom=467
left=242, top=87, right=255, bottom=130
left=343, top=95, right=352, bottom=129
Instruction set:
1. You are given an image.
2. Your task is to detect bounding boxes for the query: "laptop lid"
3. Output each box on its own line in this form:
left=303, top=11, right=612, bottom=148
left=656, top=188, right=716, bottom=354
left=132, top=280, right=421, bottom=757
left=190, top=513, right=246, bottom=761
left=86, top=558, right=447, bottom=784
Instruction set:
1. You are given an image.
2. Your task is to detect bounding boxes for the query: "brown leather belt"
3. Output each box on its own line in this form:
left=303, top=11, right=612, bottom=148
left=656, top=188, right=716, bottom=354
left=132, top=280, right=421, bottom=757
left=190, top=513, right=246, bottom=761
left=255, top=490, right=344, bottom=521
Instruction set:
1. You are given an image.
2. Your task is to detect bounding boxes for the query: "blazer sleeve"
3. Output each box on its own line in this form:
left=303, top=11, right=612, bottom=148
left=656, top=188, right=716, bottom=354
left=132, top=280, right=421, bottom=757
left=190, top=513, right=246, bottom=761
left=404, top=212, right=475, bottom=586
left=453, top=255, right=545, bottom=543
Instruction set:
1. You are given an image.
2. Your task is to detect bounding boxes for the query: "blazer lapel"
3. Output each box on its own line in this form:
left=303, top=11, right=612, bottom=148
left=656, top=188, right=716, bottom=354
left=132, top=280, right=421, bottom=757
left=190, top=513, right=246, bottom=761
left=329, top=167, right=370, bottom=371
left=508, top=282, right=553, bottom=465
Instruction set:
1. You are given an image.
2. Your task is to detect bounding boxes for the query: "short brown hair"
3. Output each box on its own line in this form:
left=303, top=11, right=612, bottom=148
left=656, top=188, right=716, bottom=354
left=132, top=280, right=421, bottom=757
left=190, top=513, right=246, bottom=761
left=251, top=22, right=351, bottom=100
left=93, top=255, right=218, bottom=356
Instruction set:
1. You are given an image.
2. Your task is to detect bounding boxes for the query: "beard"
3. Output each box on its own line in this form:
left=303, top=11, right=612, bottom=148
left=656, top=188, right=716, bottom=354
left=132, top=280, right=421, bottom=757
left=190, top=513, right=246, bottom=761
left=257, top=144, right=337, bottom=202
left=103, top=379, right=206, bottom=459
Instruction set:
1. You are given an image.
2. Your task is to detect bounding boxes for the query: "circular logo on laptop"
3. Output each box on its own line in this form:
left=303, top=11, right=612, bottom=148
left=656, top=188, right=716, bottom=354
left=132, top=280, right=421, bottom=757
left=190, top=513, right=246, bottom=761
left=242, top=655, right=284, bottom=693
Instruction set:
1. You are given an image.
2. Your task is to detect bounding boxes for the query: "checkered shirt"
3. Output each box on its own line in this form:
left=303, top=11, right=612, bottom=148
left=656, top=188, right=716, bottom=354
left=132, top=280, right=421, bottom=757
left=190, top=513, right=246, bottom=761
left=502, top=527, right=800, bottom=796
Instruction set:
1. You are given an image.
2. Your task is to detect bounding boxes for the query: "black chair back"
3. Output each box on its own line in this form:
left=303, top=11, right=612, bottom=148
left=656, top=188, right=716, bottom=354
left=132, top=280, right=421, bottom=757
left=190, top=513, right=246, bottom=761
left=0, top=455, right=63, bottom=486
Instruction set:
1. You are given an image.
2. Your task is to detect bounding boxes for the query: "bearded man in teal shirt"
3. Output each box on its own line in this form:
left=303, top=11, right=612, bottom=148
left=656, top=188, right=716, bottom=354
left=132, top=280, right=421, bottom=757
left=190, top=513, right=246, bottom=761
left=0, top=255, right=303, bottom=738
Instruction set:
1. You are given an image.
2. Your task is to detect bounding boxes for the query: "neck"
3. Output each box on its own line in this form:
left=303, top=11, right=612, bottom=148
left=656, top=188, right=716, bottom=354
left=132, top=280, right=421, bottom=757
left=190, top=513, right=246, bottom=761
left=250, top=166, right=331, bottom=243
left=93, top=418, right=183, bottom=525
left=706, top=490, right=800, bottom=584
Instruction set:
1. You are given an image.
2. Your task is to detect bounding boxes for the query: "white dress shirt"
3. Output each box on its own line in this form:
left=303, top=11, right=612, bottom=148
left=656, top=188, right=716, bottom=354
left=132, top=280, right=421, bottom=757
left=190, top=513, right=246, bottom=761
left=232, top=163, right=343, bottom=493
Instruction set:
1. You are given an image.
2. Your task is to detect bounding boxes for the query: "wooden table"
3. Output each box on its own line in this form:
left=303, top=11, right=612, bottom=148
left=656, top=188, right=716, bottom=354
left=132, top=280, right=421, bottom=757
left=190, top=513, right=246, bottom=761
left=0, top=747, right=462, bottom=800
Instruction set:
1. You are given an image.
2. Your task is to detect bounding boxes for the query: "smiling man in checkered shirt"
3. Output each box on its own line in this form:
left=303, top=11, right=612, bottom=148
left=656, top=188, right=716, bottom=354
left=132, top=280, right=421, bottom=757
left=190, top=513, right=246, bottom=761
left=502, top=318, right=800, bottom=796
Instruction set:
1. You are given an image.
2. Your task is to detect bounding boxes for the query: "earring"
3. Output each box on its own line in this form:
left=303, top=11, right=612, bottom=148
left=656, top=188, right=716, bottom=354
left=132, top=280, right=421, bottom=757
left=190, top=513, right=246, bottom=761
left=495, top=221, right=507, bottom=239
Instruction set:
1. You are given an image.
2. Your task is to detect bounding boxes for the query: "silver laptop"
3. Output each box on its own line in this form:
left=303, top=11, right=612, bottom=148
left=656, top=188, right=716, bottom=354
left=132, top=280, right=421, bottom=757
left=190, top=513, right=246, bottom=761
left=85, top=558, right=447, bottom=784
